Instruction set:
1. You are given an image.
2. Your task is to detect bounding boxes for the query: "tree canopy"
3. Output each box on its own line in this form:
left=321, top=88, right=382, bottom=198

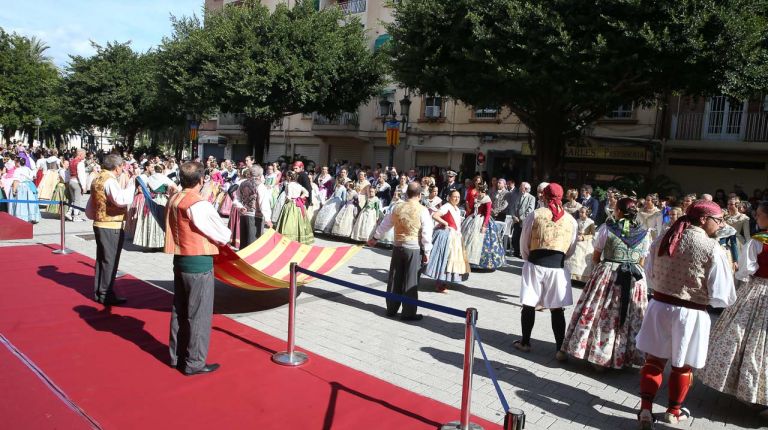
left=388, top=0, right=768, bottom=180
left=158, top=0, right=384, bottom=161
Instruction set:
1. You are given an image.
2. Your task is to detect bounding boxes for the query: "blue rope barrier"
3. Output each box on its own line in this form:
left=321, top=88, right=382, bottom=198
left=0, top=199, right=63, bottom=204
left=472, top=324, right=510, bottom=413
left=296, top=266, right=467, bottom=319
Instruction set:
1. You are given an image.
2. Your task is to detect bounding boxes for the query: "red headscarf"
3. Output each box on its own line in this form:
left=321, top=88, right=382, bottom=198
left=657, top=199, right=722, bottom=257
left=292, top=161, right=304, bottom=170
left=543, top=183, right=565, bottom=222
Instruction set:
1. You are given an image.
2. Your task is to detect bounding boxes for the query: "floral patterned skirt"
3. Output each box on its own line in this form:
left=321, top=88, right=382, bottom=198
left=700, top=276, right=768, bottom=405
left=460, top=215, right=505, bottom=269
left=561, top=262, right=648, bottom=368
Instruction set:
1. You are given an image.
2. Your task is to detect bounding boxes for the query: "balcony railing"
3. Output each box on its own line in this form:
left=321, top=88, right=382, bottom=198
left=313, top=112, right=359, bottom=129
left=670, top=112, right=768, bottom=142
left=338, top=0, right=366, bottom=14
left=218, top=113, right=245, bottom=129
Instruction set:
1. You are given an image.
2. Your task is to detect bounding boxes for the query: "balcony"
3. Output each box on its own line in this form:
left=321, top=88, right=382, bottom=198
left=312, top=112, right=359, bottom=130
left=218, top=113, right=245, bottom=131
left=670, top=112, right=768, bottom=142
left=337, top=0, right=366, bottom=14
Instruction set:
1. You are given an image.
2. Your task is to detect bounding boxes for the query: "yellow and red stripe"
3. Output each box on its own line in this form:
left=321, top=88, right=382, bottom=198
left=213, top=230, right=361, bottom=291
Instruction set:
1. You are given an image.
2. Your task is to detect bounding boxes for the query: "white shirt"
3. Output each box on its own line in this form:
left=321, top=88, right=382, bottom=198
left=437, top=203, right=462, bottom=230
left=85, top=171, right=136, bottom=219
left=373, top=200, right=433, bottom=255
left=736, top=238, right=763, bottom=281
left=12, top=166, right=34, bottom=181
left=644, top=235, right=737, bottom=308
left=187, top=200, right=231, bottom=245
left=520, top=211, right=578, bottom=261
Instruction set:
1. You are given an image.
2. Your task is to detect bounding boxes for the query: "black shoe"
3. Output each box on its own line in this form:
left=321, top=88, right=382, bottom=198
left=102, top=296, right=127, bottom=306
left=385, top=311, right=397, bottom=318
left=400, top=314, right=423, bottom=322
left=183, top=363, right=220, bottom=376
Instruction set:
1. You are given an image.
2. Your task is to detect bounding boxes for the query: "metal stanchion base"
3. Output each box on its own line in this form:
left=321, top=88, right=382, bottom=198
left=272, top=351, right=309, bottom=367
left=441, top=422, right=484, bottom=430
left=52, top=248, right=74, bottom=255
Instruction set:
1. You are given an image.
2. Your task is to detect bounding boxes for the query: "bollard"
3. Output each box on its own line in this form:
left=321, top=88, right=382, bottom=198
left=503, top=408, right=525, bottom=430
left=272, top=262, right=309, bottom=366
left=442, top=308, right=483, bottom=430
left=52, top=203, right=73, bottom=255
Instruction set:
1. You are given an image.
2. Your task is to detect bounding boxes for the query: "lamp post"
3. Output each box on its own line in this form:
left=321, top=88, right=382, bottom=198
left=33, top=117, right=42, bottom=146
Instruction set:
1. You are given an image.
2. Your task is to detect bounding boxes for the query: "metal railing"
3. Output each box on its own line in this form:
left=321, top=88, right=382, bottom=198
left=338, top=0, right=366, bottom=14
left=312, top=112, right=359, bottom=128
left=670, top=112, right=768, bottom=142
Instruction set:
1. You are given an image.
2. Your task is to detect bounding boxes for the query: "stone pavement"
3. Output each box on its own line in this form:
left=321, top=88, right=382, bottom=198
left=3, top=212, right=765, bottom=430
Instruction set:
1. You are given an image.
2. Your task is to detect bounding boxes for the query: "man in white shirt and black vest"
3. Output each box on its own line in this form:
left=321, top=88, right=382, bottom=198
left=165, top=161, right=232, bottom=376
left=85, top=154, right=136, bottom=305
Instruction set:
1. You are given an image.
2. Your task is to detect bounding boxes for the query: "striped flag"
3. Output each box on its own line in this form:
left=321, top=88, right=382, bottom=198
left=213, top=229, right=361, bottom=291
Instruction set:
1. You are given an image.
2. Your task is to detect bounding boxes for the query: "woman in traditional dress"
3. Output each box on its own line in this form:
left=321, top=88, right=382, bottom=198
left=375, top=172, right=392, bottom=207
left=353, top=170, right=370, bottom=195
left=464, top=175, right=482, bottom=217
left=680, top=193, right=696, bottom=214
left=717, top=224, right=740, bottom=276
left=700, top=201, right=768, bottom=416
left=276, top=171, right=314, bottom=245
left=9, top=157, right=41, bottom=223
left=227, top=168, right=247, bottom=249
left=461, top=183, right=505, bottom=270
left=36, top=149, right=60, bottom=201
left=560, top=197, right=650, bottom=369
left=423, top=185, right=442, bottom=214
left=350, top=186, right=382, bottom=242
left=316, top=166, right=334, bottom=203
left=563, top=188, right=583, bottom=217
left=658, top=206, right=683, bottom=238
left=47, top=159, right=70, bottom=216
left=123, top=164, right=147, bottom=239
left=314, top=177, right=347, bottom=233
left=393, top=175, right=408, bottom=202
left=725, top=197, right=751, bottom=246
left=134, top=164, right=177, bottom=249
left=637, top=193, right=663, bottom=240
left=603, top=191, right=619, bottom=222
left=331, top=181, right=359, bottom=239
left=566, top=206, right=596, bottom=283
left=424, top=189, right=469, bottom=291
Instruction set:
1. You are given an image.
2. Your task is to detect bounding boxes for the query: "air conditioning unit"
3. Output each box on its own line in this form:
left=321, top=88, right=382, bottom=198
left=425, top=106, right=441, bottom=118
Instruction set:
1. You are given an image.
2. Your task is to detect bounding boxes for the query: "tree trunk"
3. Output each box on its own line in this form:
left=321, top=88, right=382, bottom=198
left=244, top=117, right=271, bottom=164
left=530, top=124, right=568, bottom=184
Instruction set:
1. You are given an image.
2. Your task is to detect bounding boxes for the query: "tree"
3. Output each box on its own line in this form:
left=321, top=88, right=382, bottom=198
left=158, top=0, right=384, bottom=162
left=387, top=0, right=768, bottom=180
left=0, top=29, right=66, bottom=144
left=65, top=42, right=158, bottom=148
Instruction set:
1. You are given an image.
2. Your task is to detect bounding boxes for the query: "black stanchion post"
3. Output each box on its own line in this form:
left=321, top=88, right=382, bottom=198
left=442, top=308, right=483, bottom=430
left=272, top=262, right=308, bottom=366
left=503, top=408, right=525, bottom=430
left=52, top=203, right=73, bottom=255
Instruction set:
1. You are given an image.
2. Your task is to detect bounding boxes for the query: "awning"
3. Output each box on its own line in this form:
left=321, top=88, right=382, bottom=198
left=198, top=135, right=227, bottom=144
left=374, top=34, right=391, bottom=52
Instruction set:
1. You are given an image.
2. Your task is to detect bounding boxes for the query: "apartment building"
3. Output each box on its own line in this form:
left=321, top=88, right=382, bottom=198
left=200, top=0, right=667, bottom=187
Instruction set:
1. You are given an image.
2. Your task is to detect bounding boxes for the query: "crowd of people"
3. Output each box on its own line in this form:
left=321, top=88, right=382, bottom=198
left=2, top=139, right=768, bottom=427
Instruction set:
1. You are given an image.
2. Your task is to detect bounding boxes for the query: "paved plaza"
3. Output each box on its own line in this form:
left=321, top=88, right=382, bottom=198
left=3, top=213, right=765, bottom=430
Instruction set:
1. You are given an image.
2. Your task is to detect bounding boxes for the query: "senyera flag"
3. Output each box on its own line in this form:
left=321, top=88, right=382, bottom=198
left=213, top=229, right=360, bottom=291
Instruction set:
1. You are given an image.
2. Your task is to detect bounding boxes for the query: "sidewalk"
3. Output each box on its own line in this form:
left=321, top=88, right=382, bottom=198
left=3, top=213, right=765, bottom=429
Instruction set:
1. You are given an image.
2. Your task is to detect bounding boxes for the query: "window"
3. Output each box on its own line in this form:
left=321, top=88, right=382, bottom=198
left=472, top=106, right=499, bottom=120
left=605, top=103, right=634, bottom=119
left=423, top=95, right=443, bottom=119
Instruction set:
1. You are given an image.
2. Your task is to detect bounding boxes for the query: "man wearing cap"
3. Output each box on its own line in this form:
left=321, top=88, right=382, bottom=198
left=635, top=200, right=736, bottom=428
left=514, top=183, right=578, bottom=357
left=368, top=182, right=433, bottom=321
left=292, top=161, right=313, bottom=207
left=439, top=170, right=464, bottom=205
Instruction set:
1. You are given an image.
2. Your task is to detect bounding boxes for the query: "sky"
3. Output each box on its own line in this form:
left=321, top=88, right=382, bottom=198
left=0, top=0, right=203, bottom=68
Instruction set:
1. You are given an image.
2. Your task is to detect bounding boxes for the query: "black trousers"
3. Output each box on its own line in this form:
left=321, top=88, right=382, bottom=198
left=169, top=268, right=215, bottom=372
left=511, top=224, right=523, bottom=257
left=386, top=247, right=421, bottom=317
left=239, top=214, right=264, bottom=249
left=93, top=226, right=125, bottom=302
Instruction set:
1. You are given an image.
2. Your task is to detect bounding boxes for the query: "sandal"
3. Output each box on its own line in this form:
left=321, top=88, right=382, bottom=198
left=637, top=409, right=655, bottom=429
left=662, top=407, right=690, bottom=425
left=512, top=340, right=531, bottom=352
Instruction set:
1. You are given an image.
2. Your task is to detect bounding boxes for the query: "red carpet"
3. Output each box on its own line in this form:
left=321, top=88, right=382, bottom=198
left=0, top=211, right=33, bottom=239
left=0, top=244, right=501, bottom=430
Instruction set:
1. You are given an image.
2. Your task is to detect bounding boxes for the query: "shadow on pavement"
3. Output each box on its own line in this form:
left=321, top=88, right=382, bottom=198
left=147, top=279, right=293, bottom=315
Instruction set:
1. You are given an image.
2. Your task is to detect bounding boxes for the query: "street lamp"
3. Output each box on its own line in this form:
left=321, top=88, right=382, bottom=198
left=399, top=94, right=411, bottom=131
left=33, top=117, right=42, bottom=146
